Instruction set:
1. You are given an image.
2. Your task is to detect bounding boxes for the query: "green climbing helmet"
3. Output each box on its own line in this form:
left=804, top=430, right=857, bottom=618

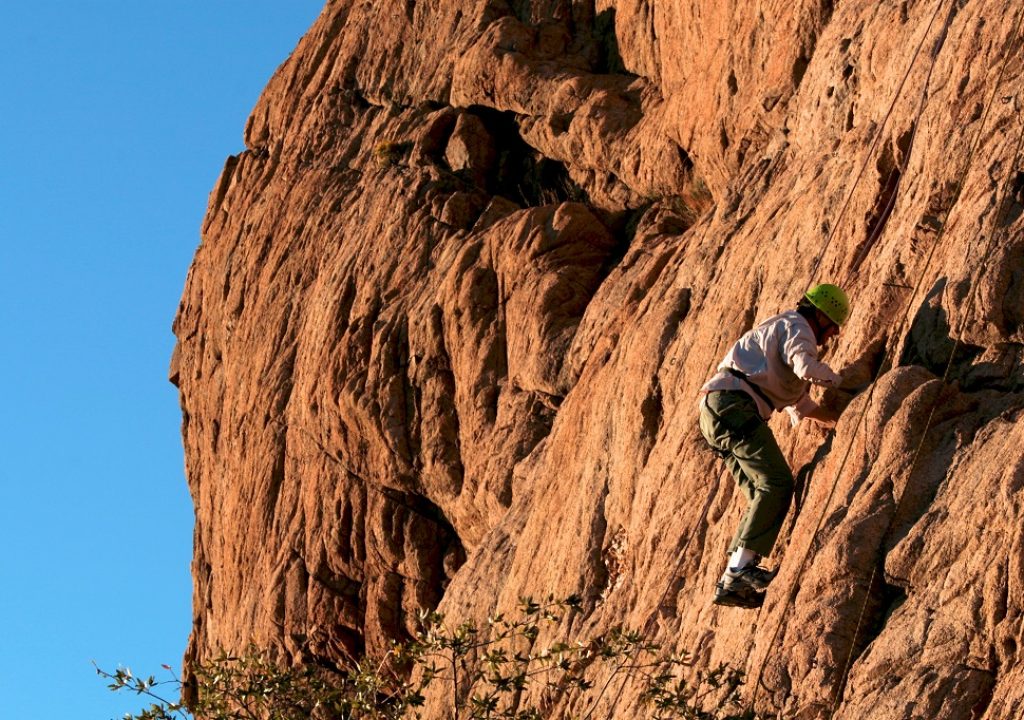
left=805, top=283, right=850, bottom=326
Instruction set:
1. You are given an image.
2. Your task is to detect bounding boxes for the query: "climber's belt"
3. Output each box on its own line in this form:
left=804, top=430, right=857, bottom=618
left=724, top=367, right=777, bottom=413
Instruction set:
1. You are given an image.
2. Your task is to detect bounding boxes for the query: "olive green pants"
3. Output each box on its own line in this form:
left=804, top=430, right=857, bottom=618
left=698, top=390, right=794, bottom=557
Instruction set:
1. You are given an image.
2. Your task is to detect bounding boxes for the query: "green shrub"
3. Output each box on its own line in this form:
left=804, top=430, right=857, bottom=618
left=373, top=141, right=413, bottom=167
left=97, top=596, right=771, bottom=719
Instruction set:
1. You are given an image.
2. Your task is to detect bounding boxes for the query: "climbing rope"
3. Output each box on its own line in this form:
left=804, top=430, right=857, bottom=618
left=595, top=1, right=1024, bottom=716
left=597, top=2, right=962, bottom=717
left=806, top=0, right=949, bottom=283
left=745, top=3, right=1024, bottom=716
left=827, top=9, right=1024, bottom=716
left=743, top=0, right=960, bottom=709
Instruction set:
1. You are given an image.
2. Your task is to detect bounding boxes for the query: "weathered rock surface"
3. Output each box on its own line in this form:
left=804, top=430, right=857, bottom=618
left=171, top=0, right=1024, bottom=717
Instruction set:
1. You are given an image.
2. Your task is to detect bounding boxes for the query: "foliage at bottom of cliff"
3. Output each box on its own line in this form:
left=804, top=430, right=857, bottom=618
left=98, top=596, right=770, bottom=720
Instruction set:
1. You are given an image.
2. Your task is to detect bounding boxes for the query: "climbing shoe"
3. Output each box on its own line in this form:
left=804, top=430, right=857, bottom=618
left=712, top=565, right=776, bottom=608
left=712, top=580, right=764, bottom=609
left=723, top=564, right=777, bottom=592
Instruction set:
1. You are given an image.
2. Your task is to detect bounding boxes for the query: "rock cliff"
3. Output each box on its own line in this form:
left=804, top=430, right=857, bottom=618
left=171, top=1, right=1024, bottom=717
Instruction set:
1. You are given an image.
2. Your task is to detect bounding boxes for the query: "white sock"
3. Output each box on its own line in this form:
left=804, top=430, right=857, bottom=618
left=728, top=547, right=757, bottom=571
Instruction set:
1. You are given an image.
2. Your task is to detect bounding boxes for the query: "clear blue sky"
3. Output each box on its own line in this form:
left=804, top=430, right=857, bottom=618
left=0, top=3, right=325, bottom=717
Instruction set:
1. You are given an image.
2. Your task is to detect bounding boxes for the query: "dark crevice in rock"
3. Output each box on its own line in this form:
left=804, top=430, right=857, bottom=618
left=592, top=202, right=651, bottom=285
left=637, top=377, right=663, bottom=467
left=960, top=344, right=1024, bottom=394
left=1000, top=170, right=1024, bottom=227
left=1000, top=635, right=1018, bottom=664
left=592, top=8, right=627, bottom=75
left=969, top=676, right=998, bottom=720
left=397, top=317, right=423, bottom=466
left=739, top=275, right=765, bottom=336
left=790, top=433, right=835, bottom=530
left=935, top=1, right=961, bottom=57
left=372, top=488, right=466, bottom=644
left=373, top=317, right=420, bottom=467
left=789, top=0, right=835, bottom=96
left=654, top=286, right=691, bottom=364
left=586, top=480, right=612, bottom=607
left=851, top=127, right=915, bottom=272
left=993, top=567, right=1010, bottom=625
left=525, top=157, right=588, bottom=206
left=826, top=546, right=907, bottom=707
left=875, top=581, right=907, bottom=633
left=303, top=563, right=366, bottom=666
left=677, top=143, right=695, bottom=174
left=392, top=489, right=465, bottom=565
left=821, top=0, right=835, bottom=24
left=505, top=1, right=634, bottom=77
left=210, top=155, right=240, bottom=217
left=311, top=444, right=464, bottom=598
left=844, top=574, right=906, bottom=679
left=427, top=304, right=467, bottom=495
left=469, top=106, right=589, bottom=206
left=791, top=53, right=811, bottom=89
left=549, top=112, right=572, bottom=136
left=337, top=84, right=372, bottom=111
left=265, top=430, right=288, bottom=531
left=901, top=278, right=986, bottom=381
left=333, top=277, right=358, bottom=340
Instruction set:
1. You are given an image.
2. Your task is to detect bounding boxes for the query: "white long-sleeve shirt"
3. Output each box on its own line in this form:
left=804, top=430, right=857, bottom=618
left=699, top=310, right=841, bottom=422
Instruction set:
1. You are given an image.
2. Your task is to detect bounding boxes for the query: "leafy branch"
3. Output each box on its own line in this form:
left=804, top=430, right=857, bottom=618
left=98, top=595, right=772, bottom=719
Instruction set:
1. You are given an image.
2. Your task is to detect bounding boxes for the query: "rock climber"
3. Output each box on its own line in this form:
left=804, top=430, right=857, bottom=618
left=698, top=284, right=851, bottom=608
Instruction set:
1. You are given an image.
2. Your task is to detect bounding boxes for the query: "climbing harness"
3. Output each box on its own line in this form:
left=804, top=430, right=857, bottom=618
left=724, top=367, right=778, bottom=413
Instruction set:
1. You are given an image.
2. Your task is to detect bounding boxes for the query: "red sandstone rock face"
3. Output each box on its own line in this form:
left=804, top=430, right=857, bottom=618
left=171, top=1, right=1024, bottom=717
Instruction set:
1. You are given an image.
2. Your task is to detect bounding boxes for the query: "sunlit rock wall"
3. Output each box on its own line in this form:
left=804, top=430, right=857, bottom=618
left=172, top=1, right=1024, bottom=717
